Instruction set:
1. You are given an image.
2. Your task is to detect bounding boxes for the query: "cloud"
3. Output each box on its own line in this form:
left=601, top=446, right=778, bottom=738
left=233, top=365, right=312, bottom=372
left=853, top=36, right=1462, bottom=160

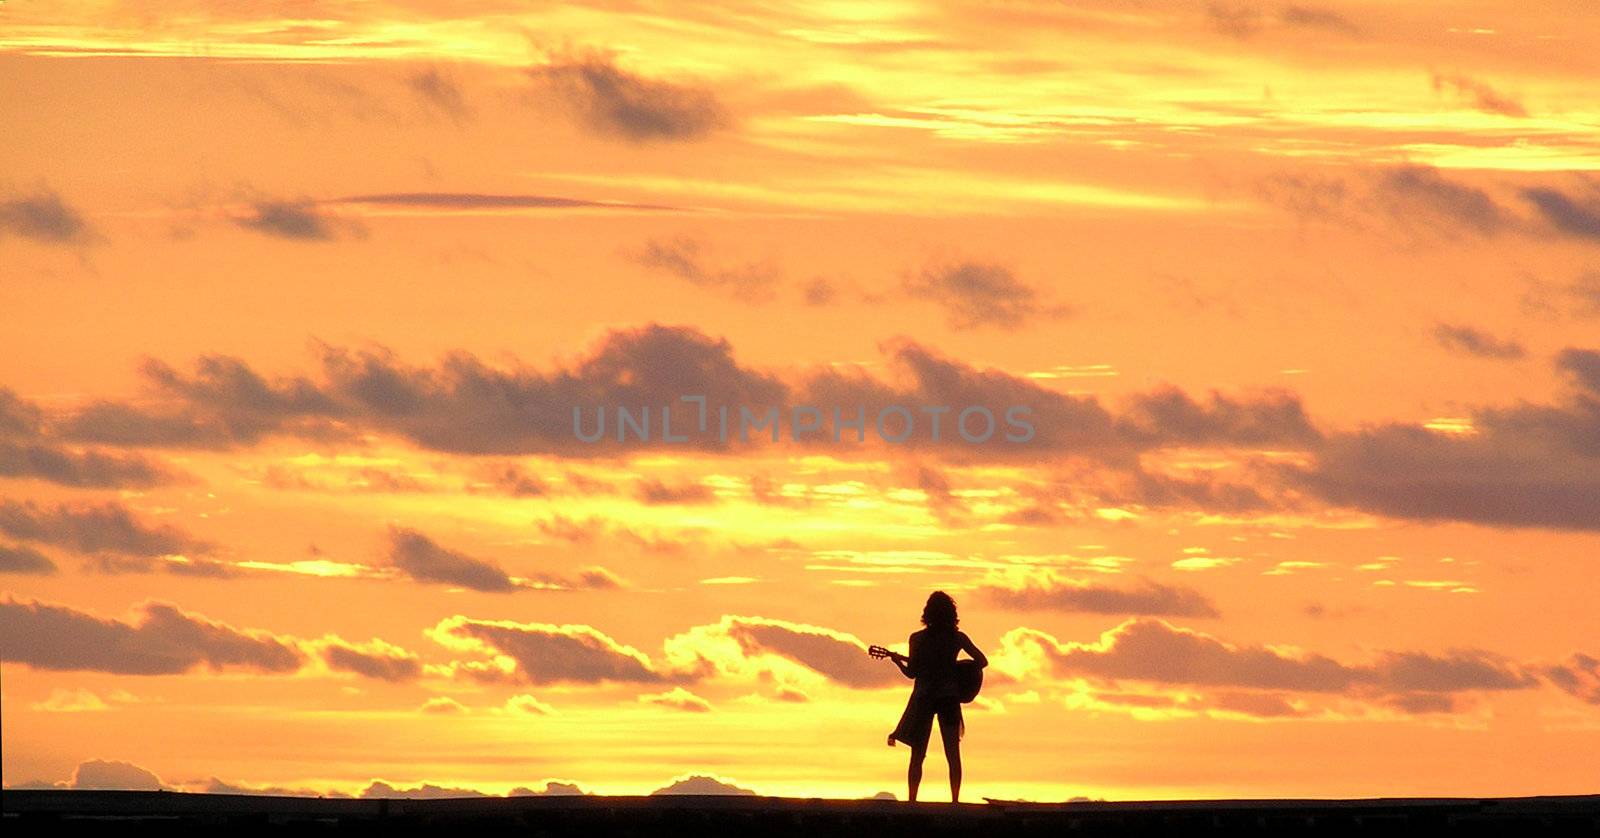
left=0, top=387, right=180, bottom=488
left=321, top=637, right=423, bottom=682
left=903, top=261, right=1065, bottom=330
left=510, top=781, right=588, bottom=796
left=531, top=54, right=729, bottom=142
left=0, top=441, right=177, bottom=487
left=635, top=478, right=717, bottom=505
left=420, top=696, right=469, bottom=714
left=0, top=499, right=209, bottom=556
left=0, top=542, right=56, bottom=574
left=651, top=774, right=757, bottom=795
left=504, top=694, right=555, bottom=715
left=470, top=462, right=547, bottom=497
left=999, top=618, right=1537, bottom=701
left=362, top=780, right=488, bottom=799
left=0, top=597, right=305, bottom=675
left=1116, top=384, right=1320, bottom=447
left=639, top=686, right=714, bottom=712
left=53, top=324, right=1320, bottom=476
left=1542, top=653, right=1600, bottom=704
left=1521, top=183, right=1600, bottom=241
left=1372, top=166, right=1508, bottom=236
left=387, top=526, right=520, bottom=592
left=508, top=783, right=585, bottom=796
left=630, top=237, right=780, bottom=302
left=71, top=759, right=165, bottom=791
left=200, top=778, right=342, bottom=797
left=0, top=188, right=92, bottom=245
left=234, top=199, right=362, bottom=241
left=1433, top=324, right=1525, bottom=360
left=406, top=67, right=471, bottom=123
left=1431, top=72, right=1528, bottom=118
left=666, top=614, right=899, bottom=688
left=385, top=526, right=617, bottom=592
left=1279, top=5, right=1362, bottom=36
left=1286, top=350, right=1600, bottom=531
left=430, top=615, right=668, bottom=685
left=81, top=552, right=236, bottom=578
left=980, top=571, right=1220, bottom=618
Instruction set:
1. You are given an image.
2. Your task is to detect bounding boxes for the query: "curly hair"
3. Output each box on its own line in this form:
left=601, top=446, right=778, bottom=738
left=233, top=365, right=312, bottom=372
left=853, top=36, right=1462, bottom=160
left=920, top=590, right=959, bottom=631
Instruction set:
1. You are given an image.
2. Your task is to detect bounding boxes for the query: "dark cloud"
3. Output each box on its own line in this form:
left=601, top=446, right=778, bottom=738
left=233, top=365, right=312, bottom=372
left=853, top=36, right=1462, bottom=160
left=406, top=67, right=471, bottom=123
left=1431, top=72, right=1528, bottom=118
left=1279, top=5, right=1362, bottom=36
left=1263, top=166, right=1600, bottom=246
left=511, top=781, right=589, bottom=796
left=1286, top=350, right=1600, bottom=530
left=433, top=615, right=667, bottom=685
left=1433, top=324, right=1525, bottom=360
left=1205, top=2, right=1264, bottom=37
left=71, top=760, right=165, bottom=791
left=1113, top=467, right=1279, bottom=514
left=1117, top=384, right=1321, bottom=447
left=1557, top=347, right=1600, bottom=394
left=635, top=478, right=717, bottom=505
left=531, top=55, right=729, bottom=142
left=0, top=440, right=176, bottom=487
left=1208, top=691, right=1303, bottom=717
left=362, top=781, right=488, bottom=799
left=387, top=526, right=519, bottom=592
left=53, top=324, right=1319, bottom=482
left=802, top=278, right=838, bottom=306
left=1373, top=166, right=1507, bottom=236
left=0, top=388, right=43, bottom=436
left=1542, top=653, right=1600, bottom=704
left=1007, top=618, right=1536, bottom=699
left=903, top=261, right=1065, bottom=330
left=0, top=597, right=305, bottom=675
left=0, top=542, right=56, bottom=574
left=471, top=462, right=547, bottom=497
left=234, top=199, right=361, bottom=241
left=0, top=388, right=179, bottom=488
left=630, top=237, right=780, bottom=302
left=719, top=616, right=899, bottom=688
left=321, top=638, right=423, bottom=682
left=651, top=775, right=757, bottom=795
left=981, top=575, right=1220, bottom=618
left=386, top=526, right=619, bottom=592
left=0, top=499, right=209, bottom=556
left=1522, top=183, right=1600, bottom=241
left=0, top=188, right=92, bottom=245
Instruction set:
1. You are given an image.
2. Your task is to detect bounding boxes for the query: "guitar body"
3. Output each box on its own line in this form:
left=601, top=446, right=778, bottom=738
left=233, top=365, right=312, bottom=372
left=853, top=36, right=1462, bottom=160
left=870, top=644, right=984, bottom=703
left=955, top=658, right=983, bottom=703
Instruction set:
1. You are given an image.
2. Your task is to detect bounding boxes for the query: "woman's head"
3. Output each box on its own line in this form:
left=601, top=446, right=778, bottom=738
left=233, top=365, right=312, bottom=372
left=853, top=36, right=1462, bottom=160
left=921, top=591, right=958, bottom=631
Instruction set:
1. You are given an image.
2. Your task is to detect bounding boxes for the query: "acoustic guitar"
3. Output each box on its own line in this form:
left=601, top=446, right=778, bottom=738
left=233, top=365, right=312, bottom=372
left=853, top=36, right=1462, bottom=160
left=868, top=645, right=983, bottom=703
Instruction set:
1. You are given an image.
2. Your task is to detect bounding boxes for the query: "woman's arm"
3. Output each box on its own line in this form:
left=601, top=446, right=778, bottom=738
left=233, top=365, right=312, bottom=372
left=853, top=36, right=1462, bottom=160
left=960, top=631, right=988, bottom=668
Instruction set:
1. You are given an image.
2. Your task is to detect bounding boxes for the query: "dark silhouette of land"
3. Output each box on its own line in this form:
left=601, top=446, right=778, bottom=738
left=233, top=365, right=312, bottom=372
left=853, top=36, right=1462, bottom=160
left=5, top=790, right=1599, bottom=835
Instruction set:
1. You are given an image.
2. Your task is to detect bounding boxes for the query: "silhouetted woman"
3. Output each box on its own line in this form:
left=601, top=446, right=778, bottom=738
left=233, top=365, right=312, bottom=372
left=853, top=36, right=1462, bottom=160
left=879, top=591, right=987, bottom=803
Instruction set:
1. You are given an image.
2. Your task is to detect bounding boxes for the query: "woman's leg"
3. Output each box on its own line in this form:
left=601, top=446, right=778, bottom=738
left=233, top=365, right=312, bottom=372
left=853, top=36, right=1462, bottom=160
left=907, top=744, right=926, bottom=802
left=939, top=706, right=962, bottom=802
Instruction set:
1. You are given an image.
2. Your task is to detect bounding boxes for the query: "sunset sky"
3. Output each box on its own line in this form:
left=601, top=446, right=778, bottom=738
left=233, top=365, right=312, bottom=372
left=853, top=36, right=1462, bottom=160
left=4, top=0, right=1600, bottom=802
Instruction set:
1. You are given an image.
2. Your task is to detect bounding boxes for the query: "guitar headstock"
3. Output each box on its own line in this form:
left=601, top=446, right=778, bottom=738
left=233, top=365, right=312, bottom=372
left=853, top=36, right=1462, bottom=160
left=867, top=645, right=894, bottom=659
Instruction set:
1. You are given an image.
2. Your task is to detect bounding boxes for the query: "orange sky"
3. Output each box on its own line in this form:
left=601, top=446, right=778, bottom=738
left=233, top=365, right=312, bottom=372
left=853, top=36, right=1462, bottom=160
left=4, top=0, right=1600, bottom=801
